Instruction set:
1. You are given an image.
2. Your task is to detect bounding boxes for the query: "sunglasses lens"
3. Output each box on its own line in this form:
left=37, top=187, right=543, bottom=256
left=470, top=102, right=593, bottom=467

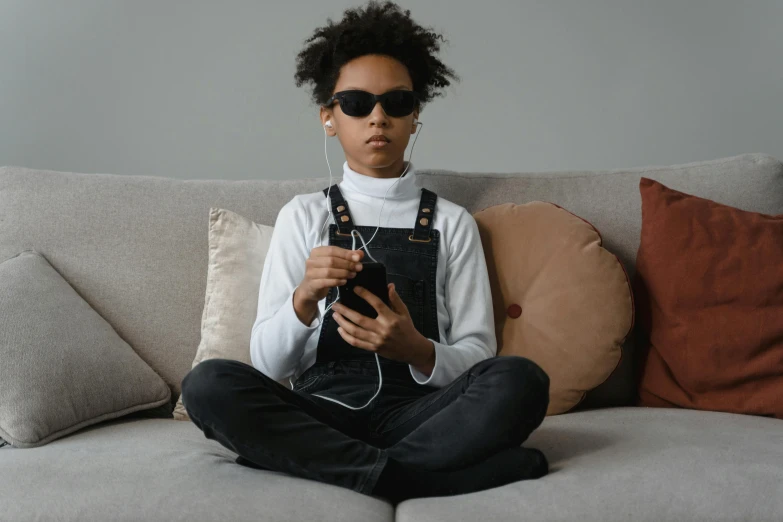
left=334, top=90, right=416, bottom=117
left=339, top=92, right=375, bottom=117
left=382, top=91, right=416, bottom=117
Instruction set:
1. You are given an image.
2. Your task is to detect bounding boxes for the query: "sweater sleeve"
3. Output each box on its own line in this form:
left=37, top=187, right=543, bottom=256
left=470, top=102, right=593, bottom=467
left=409, top=209, right=498, bottom=387
left=250, top=197, right=321, bottom=381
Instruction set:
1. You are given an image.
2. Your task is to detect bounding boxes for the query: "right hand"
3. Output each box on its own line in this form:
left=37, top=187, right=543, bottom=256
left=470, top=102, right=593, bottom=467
left=295, top=246, right=365, bottom=304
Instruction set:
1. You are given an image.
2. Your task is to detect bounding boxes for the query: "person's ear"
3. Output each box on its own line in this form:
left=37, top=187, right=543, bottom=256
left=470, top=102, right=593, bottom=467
left=411, top=109, right=420, bottom=133
left=320, top=107, right=336, bottom=136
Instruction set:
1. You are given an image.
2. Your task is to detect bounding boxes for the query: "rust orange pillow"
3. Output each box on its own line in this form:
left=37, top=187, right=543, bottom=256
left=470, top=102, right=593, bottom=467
left=474, top=202, right=634, bottom=415
left=634, top=177, right=783, bottom=419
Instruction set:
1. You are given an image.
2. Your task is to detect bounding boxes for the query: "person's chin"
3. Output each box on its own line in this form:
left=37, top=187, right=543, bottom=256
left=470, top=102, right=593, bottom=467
left=361, top=151, right=397, bottom=166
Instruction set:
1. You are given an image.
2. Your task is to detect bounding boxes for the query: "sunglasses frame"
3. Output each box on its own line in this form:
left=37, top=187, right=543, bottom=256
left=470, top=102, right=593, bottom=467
left=325, top=89, right=420, bottom=118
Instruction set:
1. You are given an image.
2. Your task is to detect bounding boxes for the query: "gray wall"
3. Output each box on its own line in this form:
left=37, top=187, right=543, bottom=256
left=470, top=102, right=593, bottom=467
left=1, top=0, right=781, bottom=180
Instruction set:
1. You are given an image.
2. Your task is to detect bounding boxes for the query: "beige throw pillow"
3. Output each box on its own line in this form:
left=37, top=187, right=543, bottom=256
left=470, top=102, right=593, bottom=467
left=173, top=208, right=275, bottom=421
left=474, top=202, right=634, bottom=415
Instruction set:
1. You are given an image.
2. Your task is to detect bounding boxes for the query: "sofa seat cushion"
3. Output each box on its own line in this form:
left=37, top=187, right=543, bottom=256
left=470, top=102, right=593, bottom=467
left=0, top=415, right=393, bottom=522
left=397, top=407, right=783, bottom=522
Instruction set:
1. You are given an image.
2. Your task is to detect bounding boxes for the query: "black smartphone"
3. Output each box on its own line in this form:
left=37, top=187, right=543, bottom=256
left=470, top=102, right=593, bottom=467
left=338, top=262, right=389, bottom=319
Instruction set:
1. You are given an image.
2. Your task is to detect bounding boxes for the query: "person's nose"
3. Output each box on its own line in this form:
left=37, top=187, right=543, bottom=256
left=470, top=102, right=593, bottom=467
left=367, top=101, right=389, bottom=127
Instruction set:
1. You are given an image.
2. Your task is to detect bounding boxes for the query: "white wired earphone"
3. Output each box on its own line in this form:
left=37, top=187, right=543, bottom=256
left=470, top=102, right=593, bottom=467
left=288, top=116, right=423, bottom=410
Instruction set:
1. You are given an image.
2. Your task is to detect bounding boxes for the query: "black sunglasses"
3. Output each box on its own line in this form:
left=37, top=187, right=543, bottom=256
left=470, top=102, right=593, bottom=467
left=325, top=89, right=419, bottom=118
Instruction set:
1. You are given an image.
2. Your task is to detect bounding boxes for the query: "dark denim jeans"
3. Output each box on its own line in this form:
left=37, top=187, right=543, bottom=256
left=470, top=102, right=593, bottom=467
left=180, top=355, right=550, bottom=496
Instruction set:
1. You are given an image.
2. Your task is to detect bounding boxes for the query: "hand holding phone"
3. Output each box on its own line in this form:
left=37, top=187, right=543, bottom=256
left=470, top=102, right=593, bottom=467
left=337, top=261, right=389, bottom=319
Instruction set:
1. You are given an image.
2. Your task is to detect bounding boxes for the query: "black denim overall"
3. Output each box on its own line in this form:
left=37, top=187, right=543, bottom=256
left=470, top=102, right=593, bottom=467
left=180, top=182, right=551, bottom=498
left=297, top=183, right=441, bottom=406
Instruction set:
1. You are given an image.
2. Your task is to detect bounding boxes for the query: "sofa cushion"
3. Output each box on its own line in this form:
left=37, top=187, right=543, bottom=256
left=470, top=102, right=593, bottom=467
left=0, top=414, right=394, bottom=522
left=2, top=407, right=779, bottom=521
left=2, top=153, right=781, bottom=410
left=173, top=208, right=275, bottom=421
left=396, top=407, right=783, bottom=522
left=634, top=178, right=783, bottom=419
left=0, top=250, right=171, bottom=448
left=473, top=202, right=633, bottom=415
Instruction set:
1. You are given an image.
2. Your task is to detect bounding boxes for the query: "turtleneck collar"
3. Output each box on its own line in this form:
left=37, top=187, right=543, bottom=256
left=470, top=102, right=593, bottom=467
left=339, top=161, right=419, bottom=200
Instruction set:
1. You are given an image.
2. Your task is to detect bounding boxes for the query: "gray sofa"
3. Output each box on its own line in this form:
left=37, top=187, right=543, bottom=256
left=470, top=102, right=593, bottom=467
left=1, top=153, right=782, bottom=522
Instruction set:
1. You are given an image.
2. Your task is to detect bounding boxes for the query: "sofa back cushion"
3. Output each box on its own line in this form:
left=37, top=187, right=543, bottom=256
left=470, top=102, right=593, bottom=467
left=1, top=153, right=781, bottom=411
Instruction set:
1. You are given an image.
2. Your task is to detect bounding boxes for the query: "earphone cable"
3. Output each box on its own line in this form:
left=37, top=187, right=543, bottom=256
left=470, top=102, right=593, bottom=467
left=288, top=121, right=423, bottom=410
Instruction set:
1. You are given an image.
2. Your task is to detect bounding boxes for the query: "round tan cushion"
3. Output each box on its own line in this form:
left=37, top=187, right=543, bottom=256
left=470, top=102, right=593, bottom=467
left=474, top=202, right=634, bottom=415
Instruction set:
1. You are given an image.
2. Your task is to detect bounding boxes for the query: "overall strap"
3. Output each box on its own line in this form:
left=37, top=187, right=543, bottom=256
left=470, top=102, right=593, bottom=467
left=322, top=184, right=354, bottom=235
left=410, top=188, right=438, bottom=242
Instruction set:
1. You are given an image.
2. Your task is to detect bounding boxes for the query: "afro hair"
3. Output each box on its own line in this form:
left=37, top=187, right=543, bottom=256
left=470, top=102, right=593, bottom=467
left=294, top=1, right=459, bottom=110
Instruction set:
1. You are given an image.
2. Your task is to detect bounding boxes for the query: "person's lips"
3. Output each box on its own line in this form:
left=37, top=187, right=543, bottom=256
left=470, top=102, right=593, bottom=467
left=366, top=135, right=390, bottom=143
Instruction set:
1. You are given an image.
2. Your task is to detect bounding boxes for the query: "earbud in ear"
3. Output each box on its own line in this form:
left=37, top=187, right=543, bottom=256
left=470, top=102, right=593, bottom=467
left=413, top=118, right=419, bottom=126
left=324, top=120, right=333, bottom=128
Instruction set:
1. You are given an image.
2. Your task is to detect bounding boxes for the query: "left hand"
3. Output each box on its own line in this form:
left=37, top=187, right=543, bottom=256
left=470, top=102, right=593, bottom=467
left=331, top=283, right=434, bottom=368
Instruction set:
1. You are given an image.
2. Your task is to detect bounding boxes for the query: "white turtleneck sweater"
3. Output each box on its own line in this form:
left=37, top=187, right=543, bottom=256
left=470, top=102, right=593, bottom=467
left=249, top=161, right=497, bottom=388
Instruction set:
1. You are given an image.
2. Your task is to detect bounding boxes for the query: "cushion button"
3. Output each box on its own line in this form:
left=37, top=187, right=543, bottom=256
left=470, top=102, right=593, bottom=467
left=507, top=304, right=522, bottom=319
